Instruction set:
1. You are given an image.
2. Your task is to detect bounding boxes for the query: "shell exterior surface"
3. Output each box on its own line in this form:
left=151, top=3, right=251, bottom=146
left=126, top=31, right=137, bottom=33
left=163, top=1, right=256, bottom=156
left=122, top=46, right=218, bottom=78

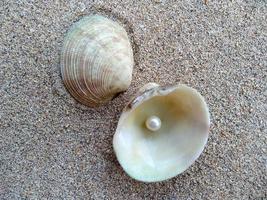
left=113, top=83, right=210, bottom=182
left=61, top=15, right=133, bottom=107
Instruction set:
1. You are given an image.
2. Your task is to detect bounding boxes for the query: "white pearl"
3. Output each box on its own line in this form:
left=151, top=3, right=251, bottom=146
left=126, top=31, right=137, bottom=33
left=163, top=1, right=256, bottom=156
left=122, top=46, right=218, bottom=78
left=145, top=116, right=161, bottom=131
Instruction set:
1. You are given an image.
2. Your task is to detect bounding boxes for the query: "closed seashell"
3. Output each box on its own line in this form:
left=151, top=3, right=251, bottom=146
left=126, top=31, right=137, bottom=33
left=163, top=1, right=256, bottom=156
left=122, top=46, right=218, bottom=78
left=113, top=83, right=210, bottom=182
left=61, top=15, right=133, bottom=107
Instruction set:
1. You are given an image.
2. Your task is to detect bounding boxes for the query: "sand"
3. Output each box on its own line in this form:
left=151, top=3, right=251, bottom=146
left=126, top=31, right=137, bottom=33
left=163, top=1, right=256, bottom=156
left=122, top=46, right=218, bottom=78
left=1, top=0, right=266, bottom=199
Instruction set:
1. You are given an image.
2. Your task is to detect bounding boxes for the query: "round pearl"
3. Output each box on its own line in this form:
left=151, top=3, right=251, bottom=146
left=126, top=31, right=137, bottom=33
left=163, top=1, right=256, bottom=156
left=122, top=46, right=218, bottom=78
left=145, top=116, right=161, bottom=131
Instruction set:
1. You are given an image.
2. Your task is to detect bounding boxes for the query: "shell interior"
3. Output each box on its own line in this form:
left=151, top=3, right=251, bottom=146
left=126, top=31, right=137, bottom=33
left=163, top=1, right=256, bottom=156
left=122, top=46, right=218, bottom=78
left=113, top=85, right=210, bottom=182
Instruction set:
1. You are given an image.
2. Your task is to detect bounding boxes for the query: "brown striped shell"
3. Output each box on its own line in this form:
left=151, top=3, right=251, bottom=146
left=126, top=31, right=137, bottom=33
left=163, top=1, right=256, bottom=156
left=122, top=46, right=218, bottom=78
left=61, top=15, right=133, bottom=107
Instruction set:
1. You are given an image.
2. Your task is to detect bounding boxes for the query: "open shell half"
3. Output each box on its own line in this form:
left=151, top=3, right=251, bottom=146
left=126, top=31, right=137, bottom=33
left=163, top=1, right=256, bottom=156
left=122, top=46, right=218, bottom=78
left=113, top=83, right=210, bottom=182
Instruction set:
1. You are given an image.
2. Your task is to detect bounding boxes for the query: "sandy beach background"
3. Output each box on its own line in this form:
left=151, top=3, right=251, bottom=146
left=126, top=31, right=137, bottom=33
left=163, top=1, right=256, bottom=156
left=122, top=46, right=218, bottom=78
left=1, top=0, right=266, bottom=199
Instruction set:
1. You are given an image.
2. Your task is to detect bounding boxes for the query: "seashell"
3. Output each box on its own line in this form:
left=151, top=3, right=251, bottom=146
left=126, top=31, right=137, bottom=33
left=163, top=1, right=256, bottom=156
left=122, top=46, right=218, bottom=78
left=61, top=15, right=133, bottom=107
left=113, top=83, right=210, bottom=182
